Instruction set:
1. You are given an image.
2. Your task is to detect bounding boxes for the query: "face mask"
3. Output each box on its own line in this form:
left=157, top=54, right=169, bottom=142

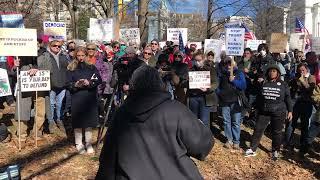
left=244, top=57, right=249, bottom=62
left=260, top=50, right=266, bottom=57
left=195, top=61, right=204, bottom=67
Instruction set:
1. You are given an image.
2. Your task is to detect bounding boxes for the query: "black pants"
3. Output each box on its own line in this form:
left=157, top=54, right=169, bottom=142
left=251, top=111, right=286, bottom=152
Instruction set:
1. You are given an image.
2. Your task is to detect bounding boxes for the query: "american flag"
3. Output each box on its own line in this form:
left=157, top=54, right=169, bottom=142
left=179, top=32, right=185, bottom=53
left=295, top=17, right=311, bottom=51
left=241, top=23, right=256, bottom=40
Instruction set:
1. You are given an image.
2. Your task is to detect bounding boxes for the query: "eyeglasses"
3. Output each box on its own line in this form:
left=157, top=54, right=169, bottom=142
left=87, top=48, right=96, bottom=51
left=151, top=42, right=158, bottom=45
left=144, top=52, right=152, bottom=55
left=52, top=45, right=61, bottom=48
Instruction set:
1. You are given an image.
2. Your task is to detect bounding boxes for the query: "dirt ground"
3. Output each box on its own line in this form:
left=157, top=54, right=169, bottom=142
left=0, top=105, right=319, bottom=180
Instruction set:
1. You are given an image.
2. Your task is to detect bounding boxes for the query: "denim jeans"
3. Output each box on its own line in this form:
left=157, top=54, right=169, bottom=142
left=189, top=96, right=211, bottom=127
left=307, top=111, right=320, bottom=145
left=222, top=103, right=242, bottom=145
left=48, top=89, right=66, bottom=122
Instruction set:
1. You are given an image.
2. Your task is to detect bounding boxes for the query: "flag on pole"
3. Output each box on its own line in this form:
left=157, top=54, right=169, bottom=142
left=241, top=23, right=256, bottom=40
left=296, top=17, right=311, bottom=51
left=179, top=31, right=185, bottom=53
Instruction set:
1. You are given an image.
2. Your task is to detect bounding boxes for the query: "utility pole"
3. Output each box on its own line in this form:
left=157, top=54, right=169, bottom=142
left=138, top=0, right=149, bottom=43
left=207, top=0, right=213, bottom=39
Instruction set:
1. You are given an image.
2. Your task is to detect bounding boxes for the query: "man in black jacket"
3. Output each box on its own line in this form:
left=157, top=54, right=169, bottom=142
left=96, top=65, right=214, bottom=180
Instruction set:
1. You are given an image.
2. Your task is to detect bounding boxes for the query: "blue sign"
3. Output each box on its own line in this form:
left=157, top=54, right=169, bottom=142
left=0, top=14, right=24, bottom=28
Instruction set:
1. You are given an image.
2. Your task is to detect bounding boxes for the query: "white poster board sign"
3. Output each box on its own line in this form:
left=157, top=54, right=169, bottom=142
left=188, top=42, right=202, bottom=50
left=20, top=70, right=51, bottom=92
left=289, top=33, right=304, bottom=51
left=167, top=28, right=188, bottom=45
left=89, top=18, right=114, bottom=41
left=225, top=28, right=245, bottom=56
left=0, top=28, right=37, bottom=56
left=246, top=40, right=266, bottom=51
left=312, top=37, right=320, bottom=54
left=159, top=41, right=166, bottom=49
left=204, top=39, right=223, bottom=62
left=0, top=68, right=12, bottom=97
left=188, top=71, right=211, bottom=89
left=43, top=21, right=67, bottom=41
left=119, top=28, right=140, bottom=45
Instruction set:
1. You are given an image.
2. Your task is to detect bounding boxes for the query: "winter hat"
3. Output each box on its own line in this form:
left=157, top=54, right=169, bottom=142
left=151, top=39, right=159, bottom=44
left=265, top=64, right=281, bottom=76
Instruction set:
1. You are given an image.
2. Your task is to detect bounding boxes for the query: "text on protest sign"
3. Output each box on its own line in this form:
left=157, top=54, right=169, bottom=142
left=270, top=33, right=288, bottom=53
left=289, top=33, right=305, bottom=51
left=245, top=40, right=266, bottom=51
left=43, top=21, right=67, bottom=41
left=224, top=21, right=242, bottom=29
left=119, top=28, right=140, bottom=45
left=0, top=28, right=37, bottom=56
left=20, top=70, right=51, bottom=92
left=0, top=68, right=12, bottom=97
left=204, top=39, right=223, bottom=63
left=188, top=71, right=211, bottom=89
left=0, top=14, right=24, bottom=28
left=225, top=28, right=245, bottom=56
left=167, top=28, right=188, bottom=45
left=89, top=18, right=114, bottom=41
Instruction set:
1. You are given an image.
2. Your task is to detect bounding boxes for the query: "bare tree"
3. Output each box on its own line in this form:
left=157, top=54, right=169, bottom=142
left=138, top=0, right=149, bottom=43
left=61, top=0, right=79, bottom=38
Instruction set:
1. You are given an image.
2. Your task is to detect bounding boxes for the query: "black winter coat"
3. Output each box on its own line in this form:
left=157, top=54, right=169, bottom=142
left=67, top=62, right=102, bottom=128
left=96, top=91, right=214, bottom=180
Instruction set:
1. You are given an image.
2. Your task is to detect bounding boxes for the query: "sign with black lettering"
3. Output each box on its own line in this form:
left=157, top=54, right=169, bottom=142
left=188, top=71, right=211, bottom=89
left=20, top=70, right=51, bottom=92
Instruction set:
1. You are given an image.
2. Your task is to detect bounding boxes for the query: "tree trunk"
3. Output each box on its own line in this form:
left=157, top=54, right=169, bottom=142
left=138, top=0, right=149, bottom=44
left=207, top=0, right=213, bottom=39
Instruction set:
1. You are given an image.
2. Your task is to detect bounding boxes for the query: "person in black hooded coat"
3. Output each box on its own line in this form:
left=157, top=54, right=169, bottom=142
left=96, top=65, right=214, bottom=180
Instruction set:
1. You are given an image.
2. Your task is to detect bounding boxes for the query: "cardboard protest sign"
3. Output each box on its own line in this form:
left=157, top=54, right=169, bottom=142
left=20, top=70, right=51, bottom=92
left=43, top=21, right=67, bottom=41
left=188, top=71, right=211, bottom=89
left=167, top=28, right=187, bottom=45
left=0, top=28, right=37, bottom=56
left=270, top=33, right=288, bottom=53
left=119, top=28, right=140, bottom=45
left=89, top=18, right=114, bottom=41
left=225, top=28, right=245, bottom=56
left=188, top=42, right=202, bottom=50
left=204, top=39, right=223, bottom=62
left=246, top=40, right=266, bottom=51
left=289, top=33, right=304, bottom=51
left=312, top=37, right=320, bottom=54
left=0, top=68, right=12, bottom=97
left=0, top=14, right=24, bottom=28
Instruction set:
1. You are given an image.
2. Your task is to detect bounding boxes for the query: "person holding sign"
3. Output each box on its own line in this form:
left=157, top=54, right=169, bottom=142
left=217, top=57, right=246, bottom=150
left=188, top=51, right=218, bottom=127
left=66, top=47, right=102, bottom=154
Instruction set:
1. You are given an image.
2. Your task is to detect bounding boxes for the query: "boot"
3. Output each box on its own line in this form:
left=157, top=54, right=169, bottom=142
left=56, top=120, right=66, bottom=132
left=48, top=121, right=57, bottom=134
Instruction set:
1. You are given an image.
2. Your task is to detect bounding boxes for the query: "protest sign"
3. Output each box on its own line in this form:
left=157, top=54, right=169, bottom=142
left=312, top=37, right=320, bottom=54
left=20, top=70, right=51, bottom=92
left=188, top=71, right=211, bottom=89
left=245, top=40, right=266, bottom=51
left=159, top=41, right=166, bottom=49
left=188, top=42, right=202, bottom=50
left=225, top=28, right=245, bottom=56
left=204, top=39, right=223, bottom=62
left=0, top=28, right=37, bottom=56
left=289, top=33, right=304, bottom=51
left=0, top=68, right=12, bottom=97
left=0, top=14, right=24, bottom=28
left=119, top=28, right=140, bottom=45
left=224, top=21, right=242, bottom=29
left=43, top=21, right=67, bottom=41
left=89, top=18, right=114, bottom=41
left=270, top=33, right=288, bottom=53
left=167, top=28, right=187, bottom=45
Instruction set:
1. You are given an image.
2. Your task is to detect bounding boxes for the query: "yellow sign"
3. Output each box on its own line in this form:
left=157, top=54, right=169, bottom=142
left=0, top=28, right=37, bottom=56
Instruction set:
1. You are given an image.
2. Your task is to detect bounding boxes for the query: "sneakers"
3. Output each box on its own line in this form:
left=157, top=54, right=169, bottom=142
left=223, top=141, right=233, bottom=149
left=272, top=151, right=280, bottom=161
left=76, top=144, right=86, bottom=154
left=86, top=144, right=95, bottom=154
left=244, top=149, right=257, bottom=157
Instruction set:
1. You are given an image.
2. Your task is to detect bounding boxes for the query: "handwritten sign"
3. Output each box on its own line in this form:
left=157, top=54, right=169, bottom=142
left=0, top=28, right=37, bottom=56
left=188, top=71, right=211, bottom=89
left=43, top=21, right=67, bottom=41
left=89, top=18, right=114, bottom=41
left=0, top=68, right=12, bottom=97
left=0, top=14, right=24, bottom=28
left=167, top=28, right=188, bottom=45
left=289, top=33, right=304, bottom=51
left=270, top=33, right=288, bottom=53
left=246, top=40, right=266, bottom=51
left=120, top=28, right=140, bottom=45
left=225, top=28, right=245, bottom=56
left=20, top=70, right=51, bottom=92
left=204, top=39, right=223, bottom=62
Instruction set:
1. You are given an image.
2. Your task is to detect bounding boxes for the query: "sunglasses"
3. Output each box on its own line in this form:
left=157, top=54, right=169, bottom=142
left=174, top=55, right=182, bottom=58
left=52, top=45, right=62, bottom=48
left=114, top=46, right=120, bottom=49
left=151, top=42, right=158, bottom=45
left=144, top=52, right=152, bottom=55
left=87, top=48, right=96, bottom=51
left=208, top=54, right=214, bottom=56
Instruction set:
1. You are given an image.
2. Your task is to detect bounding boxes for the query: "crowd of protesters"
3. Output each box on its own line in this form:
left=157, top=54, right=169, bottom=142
left=1, top=35, right=320, bottom=178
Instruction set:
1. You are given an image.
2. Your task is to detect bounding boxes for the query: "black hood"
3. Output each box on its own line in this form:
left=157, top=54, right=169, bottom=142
left=122, top=91, right=171, bottom=122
